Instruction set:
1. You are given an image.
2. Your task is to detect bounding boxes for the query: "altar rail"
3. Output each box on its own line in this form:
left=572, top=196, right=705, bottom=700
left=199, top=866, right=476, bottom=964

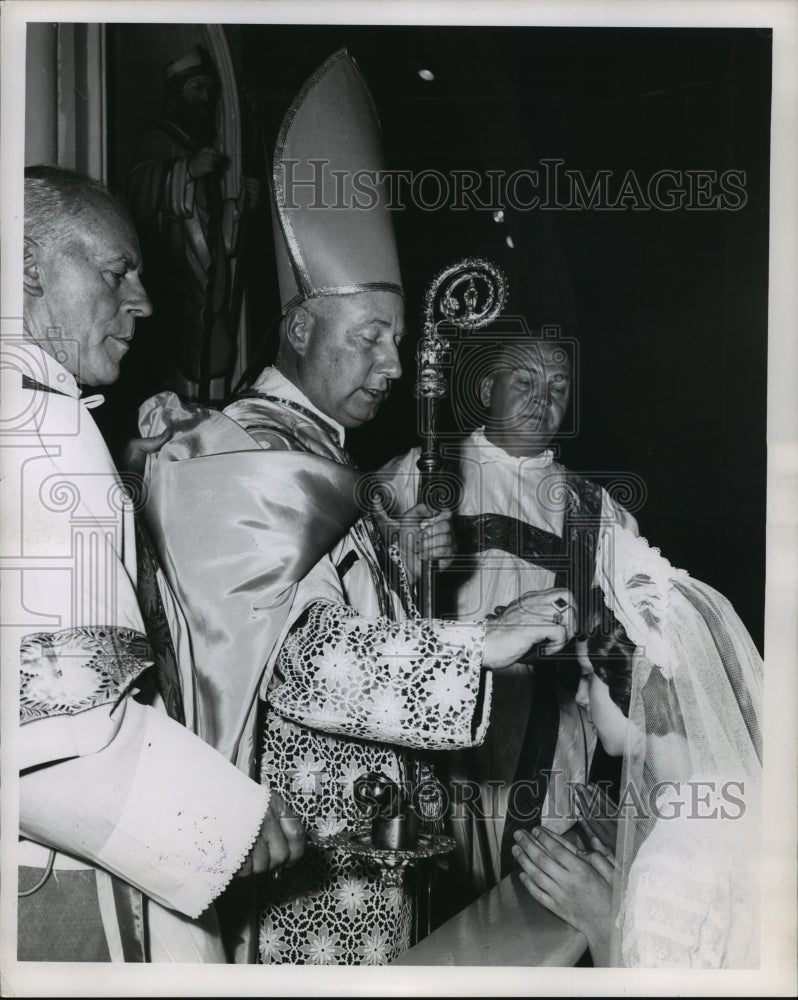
left=392, top=870, right=587, bottom=966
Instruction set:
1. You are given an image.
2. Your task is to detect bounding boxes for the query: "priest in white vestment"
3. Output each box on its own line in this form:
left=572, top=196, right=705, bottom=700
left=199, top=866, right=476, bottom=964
left=4, top=166, right=302, bottom=964
left=383, top=336, right=639, bottom=908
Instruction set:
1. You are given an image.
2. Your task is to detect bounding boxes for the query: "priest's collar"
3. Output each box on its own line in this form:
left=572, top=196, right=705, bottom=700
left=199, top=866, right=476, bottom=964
left=22, top=339, right=81, bottom=398
left=20, top=340, right=105, bottom=409
left=469, top=427, right=555, bottom=468
left=251, top=366, right=346, bottom=447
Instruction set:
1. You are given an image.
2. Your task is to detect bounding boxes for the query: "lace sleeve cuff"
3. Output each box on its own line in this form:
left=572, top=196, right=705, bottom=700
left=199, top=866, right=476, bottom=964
left=270, top=600, right=490, bottom=750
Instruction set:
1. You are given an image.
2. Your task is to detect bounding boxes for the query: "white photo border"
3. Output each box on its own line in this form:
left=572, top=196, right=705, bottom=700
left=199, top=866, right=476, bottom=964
left=1, top=1, right=795, bottom=996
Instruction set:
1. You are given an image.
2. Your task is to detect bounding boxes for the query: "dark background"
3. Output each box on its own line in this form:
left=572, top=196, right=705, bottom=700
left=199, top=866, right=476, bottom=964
left=106, top=24, right=771, bottom=649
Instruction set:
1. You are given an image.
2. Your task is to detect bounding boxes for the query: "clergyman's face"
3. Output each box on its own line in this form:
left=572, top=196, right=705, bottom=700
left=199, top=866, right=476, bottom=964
left=483, top=341, right=571, bottom=449
left=298, top=291, right=405, bottom=428
left=33, top=200, right=152, bottom=385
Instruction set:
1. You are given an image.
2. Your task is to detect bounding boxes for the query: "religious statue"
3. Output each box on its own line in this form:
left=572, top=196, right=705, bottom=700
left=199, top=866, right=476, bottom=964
left=127, top=45, right=259, bottom=405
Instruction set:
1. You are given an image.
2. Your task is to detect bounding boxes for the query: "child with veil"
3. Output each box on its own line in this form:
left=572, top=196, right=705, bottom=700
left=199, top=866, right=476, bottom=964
left=512, top=525, right=762, bottom=968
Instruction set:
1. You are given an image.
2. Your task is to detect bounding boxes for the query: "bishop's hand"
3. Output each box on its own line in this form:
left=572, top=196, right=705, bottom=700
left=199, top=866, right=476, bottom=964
left=481, top=587, right=576, bottom=670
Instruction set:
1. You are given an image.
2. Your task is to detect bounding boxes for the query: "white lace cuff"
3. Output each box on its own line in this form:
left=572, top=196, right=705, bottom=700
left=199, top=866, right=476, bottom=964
left=270, top=600, right=490, bottom=750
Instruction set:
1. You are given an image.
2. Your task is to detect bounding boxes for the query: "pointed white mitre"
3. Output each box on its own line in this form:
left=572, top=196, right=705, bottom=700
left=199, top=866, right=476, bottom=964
left=595, top=526, right=690, bottom=679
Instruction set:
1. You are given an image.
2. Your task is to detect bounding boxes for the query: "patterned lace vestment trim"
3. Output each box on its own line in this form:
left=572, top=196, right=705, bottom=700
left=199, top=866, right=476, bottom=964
left=20, top=626, right=151, bottom=724
left=260, top=600, right=486, bottom=964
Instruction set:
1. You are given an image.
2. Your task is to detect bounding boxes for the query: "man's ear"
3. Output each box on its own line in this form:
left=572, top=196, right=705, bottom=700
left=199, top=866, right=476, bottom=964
left=284, top=304, right=314, bottom=357
left=479, top=373, right=495, bottom=409
left=23, top=238, right=44, bottom=298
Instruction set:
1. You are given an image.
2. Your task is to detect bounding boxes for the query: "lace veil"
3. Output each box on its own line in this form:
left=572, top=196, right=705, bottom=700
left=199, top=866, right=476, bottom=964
left=593, top=526, right=763, bottom=967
